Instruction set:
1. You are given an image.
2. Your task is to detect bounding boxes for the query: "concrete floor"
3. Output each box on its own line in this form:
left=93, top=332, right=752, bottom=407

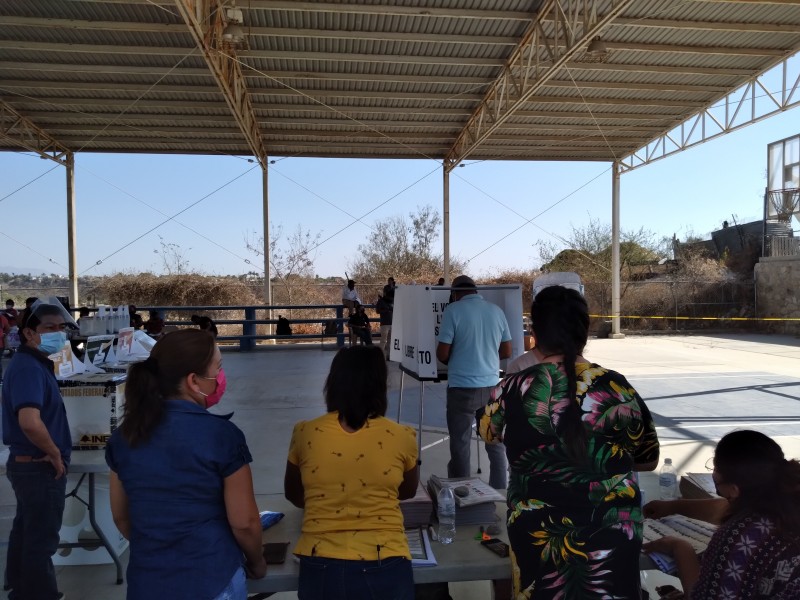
left=2, top=333, right=800, bottom=599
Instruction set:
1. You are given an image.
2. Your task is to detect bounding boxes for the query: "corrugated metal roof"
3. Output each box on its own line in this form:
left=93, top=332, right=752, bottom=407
left=1, top=0, right=799, bottom=162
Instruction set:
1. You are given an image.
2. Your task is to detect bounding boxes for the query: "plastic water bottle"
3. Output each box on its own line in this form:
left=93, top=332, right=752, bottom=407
left=659, top=458, right=679, bottom=500
left=437, top=486, right=456, bottom=544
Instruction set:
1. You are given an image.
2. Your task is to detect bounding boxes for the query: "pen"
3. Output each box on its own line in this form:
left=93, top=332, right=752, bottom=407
left=428, top=525, right=437, bottom=542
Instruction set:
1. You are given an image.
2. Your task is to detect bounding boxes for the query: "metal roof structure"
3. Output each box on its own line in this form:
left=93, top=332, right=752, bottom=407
left=2, top=0, right=800, bottom=172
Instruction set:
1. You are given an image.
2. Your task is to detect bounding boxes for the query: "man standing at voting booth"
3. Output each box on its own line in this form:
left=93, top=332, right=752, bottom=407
left=436, top=275, right=512, bottom=489
left=2, top=298, right=75, bottom=600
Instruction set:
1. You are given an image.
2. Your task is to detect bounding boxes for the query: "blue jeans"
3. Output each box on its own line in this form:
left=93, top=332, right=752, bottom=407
left=5, top=459, right=67, bottom=600
left=298, top=555, right=413, bottom=600
left=211, top=566, right=246, bottom=600
left=446, top=386, right=508, bottom=489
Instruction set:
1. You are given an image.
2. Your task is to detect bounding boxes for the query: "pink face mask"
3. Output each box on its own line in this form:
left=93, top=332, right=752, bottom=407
left=199, top=368, right=227, bottom=408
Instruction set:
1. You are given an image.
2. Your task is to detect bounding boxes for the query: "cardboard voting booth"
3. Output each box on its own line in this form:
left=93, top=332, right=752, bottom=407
left=388, top=284, right=524, bottom=462
left=389, top=284, right=525, bottom=376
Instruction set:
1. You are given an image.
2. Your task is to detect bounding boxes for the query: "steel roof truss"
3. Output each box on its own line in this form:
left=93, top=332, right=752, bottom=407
left=0, top=100, right=70, bottom=164
left=445, top=0, right=635, bottom=171
left=174, top=0, right=267, bottom=167
left=620, top=54, right=800, bottom=172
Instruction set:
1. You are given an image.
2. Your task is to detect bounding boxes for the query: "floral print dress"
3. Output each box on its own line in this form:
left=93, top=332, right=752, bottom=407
left=691, top=512, right=800, bottom=599
left=478, top=362, right=659, bottom=600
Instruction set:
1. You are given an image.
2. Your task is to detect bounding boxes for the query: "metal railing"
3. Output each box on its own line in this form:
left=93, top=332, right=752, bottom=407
left=138, top=304, right=379, bottom=351
left=767, top=236, right=800, bottom=257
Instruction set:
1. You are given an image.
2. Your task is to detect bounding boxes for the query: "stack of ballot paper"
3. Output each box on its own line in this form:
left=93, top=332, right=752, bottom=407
left=427, top=475, right=504, bottom=526
left=400, top=481, right=434, bottom=528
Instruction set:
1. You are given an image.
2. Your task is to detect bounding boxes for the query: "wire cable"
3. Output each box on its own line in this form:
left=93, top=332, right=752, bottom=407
left=80, top=164, right=259, bottom=274
left=462, top=166, right=613, bottom=267
left=79, top=164, right=262, bottom=272
left=0, top=163, right=60, bottom=204
left=0, top=229, right=69, bottom=272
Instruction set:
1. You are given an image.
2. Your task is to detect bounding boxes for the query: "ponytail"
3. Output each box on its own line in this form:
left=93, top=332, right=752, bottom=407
left=560, top=339, right=587, bottom=460
left=120, top=360, right=165, bottom=446
left=531, top=286, right=590, bottom=460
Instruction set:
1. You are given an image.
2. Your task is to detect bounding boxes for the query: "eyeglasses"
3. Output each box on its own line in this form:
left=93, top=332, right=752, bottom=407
left=704, top=457, right=715, bottom=471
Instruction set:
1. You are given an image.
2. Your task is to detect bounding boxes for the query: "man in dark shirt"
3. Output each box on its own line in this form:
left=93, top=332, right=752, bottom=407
left=375, top=293, right=393, bottom=358
left=348, top=303, right=373, bottom=345
left=2, top=298, right=74, bottom=600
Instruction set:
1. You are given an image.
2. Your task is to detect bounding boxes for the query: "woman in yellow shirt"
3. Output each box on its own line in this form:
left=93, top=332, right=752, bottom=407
left=284, top=345, right=419, bottom=600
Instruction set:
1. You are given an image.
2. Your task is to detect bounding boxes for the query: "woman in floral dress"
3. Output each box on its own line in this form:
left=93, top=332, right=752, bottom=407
left=478, top=285, right=660, bottom=599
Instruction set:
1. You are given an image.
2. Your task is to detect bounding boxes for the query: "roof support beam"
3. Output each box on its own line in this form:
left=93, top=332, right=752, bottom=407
left=614, top=17, right=800, bottom=34
left=620, top=52, right=800, bottom=172
left=3, top=16, right=520, bottom=45
left=0, top=60, right=753, bottom=80
left=4, top=39, right=781, bottom=63
left=444, top=0, right=636, bottom=170
left=0, top=100, right=71, bottom=164
left=173, top=0, right=268, bottom=167
left=0, top=77, right=725, bottom=95
left=87, top=0, right=536, bottom=20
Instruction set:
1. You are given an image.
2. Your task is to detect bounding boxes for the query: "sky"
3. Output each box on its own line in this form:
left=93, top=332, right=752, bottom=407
left=1, top=101, right=798, bottom=281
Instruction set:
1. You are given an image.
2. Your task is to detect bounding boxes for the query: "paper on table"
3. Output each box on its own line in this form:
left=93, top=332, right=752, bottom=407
left=50, top=342, right=76, bottom=379
left=643, top=514, right=717, bottom=574
left=428, top=475, right=505, bottom=507
left=681, top=473, right=719, bottom=499
left=640, top=569, right=683, bottom=595
left=405, top=527, right=437, bottom=567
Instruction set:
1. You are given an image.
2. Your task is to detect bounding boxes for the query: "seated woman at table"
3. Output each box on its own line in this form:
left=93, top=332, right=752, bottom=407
left=643, top=429, right=800, bottom=599
left=105, top=329, right=266, bottom=600
left=478, top=285, right=660, bottom=600
left=284, top=345, right=419, bottom=600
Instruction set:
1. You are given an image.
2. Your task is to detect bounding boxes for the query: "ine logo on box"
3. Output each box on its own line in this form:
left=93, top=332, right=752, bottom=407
left=79, top=433, right=111, bottom=447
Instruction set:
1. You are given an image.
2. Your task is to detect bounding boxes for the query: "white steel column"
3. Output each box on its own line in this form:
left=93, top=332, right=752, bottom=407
left=611, top=161, right=623, bottom=338
left=66, top=152, right=78, bottom=307
left=443, top=167, right=450, bottom=284
left=262, top=166, right=271, bottom=306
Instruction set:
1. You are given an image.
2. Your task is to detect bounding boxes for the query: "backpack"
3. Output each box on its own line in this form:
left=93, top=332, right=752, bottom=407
left=276, top=316, right=292, bottom=336
left=323, top=320, right=338, bottom=336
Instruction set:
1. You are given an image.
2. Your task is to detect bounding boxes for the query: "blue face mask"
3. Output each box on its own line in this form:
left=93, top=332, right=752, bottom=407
left=38, top=331, right=67, bottom=355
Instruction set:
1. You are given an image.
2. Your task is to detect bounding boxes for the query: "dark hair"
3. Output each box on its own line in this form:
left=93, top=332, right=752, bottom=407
left=120, top=329, right=216, bottom=446
left=531, top=285, right=590, bottom=459
left=325, top=346, right=387, bottom=430
left=191, top=314, right=218, bottom=337
left=19, top=304, right=65, bottom=344
left=6, top=299, right=13, bottom=306
left=714, top=430, right=800, bottom=536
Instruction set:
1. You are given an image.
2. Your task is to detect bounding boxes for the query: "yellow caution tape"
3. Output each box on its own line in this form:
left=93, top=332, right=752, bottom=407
left=589, top=314, right=800, bottom=322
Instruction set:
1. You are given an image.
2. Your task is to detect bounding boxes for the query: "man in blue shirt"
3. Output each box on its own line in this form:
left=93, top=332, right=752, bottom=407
left=436, top=275, right=512, bottom=489
left=2, top=299, right=73, bottom=600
